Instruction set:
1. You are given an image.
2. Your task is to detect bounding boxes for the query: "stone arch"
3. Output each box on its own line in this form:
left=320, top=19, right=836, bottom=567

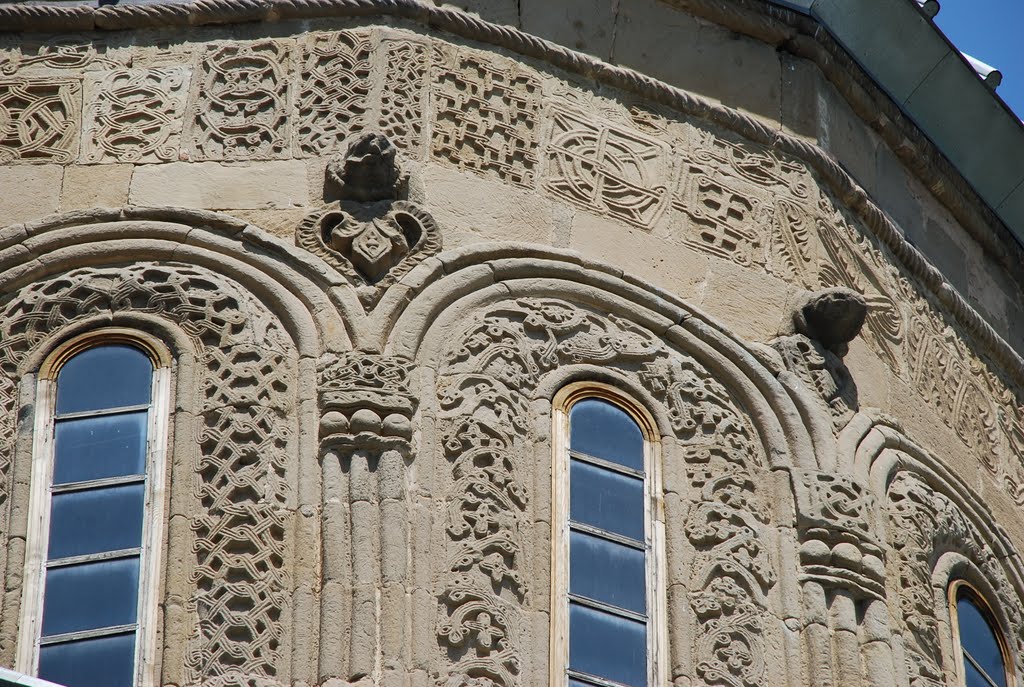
left=385, top=246, right=824, bottom=687
left=0, top=208, right=339, bottom=687
left=842, top=413, right=1024, bottom=687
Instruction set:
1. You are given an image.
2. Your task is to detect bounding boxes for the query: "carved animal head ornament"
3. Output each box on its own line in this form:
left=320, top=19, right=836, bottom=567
left=297, top=132, right=440, bottom=309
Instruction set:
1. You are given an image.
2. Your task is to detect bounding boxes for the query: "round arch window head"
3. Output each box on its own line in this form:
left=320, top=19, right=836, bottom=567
left=951, top=582, right=1013, bottom=687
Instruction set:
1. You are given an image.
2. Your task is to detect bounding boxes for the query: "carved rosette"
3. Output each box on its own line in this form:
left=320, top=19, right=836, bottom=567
left=297, top=133, right=441, bottom=309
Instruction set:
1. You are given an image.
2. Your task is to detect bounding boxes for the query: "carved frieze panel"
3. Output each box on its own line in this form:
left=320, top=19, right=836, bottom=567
left=688, top=128, right=814, bottom=203
left=672, top=169, right=768, bottom=267
left=377, top=36, right=429, bottom=154
left=82, top=67, right=190, bottom=163
left=0, top=77, right=80, bottom=163
left=187, top=40, right=291, bottom=160
left=0, top=37, right=124, bottom=76
left=431, top=43, right=541, bottom=187
left=295, top=31, right=372, bottom=156
left=544, top=105, right=670, bottom=228
left=769, top=196, right=818, bottom=288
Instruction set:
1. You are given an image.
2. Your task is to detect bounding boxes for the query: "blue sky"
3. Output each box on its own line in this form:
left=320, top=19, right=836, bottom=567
left=933, top=0, right=1024, bottom=119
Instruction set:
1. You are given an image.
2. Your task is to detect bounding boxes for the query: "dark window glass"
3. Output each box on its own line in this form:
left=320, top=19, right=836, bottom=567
left=956, top=591, right=1007, bottom=687
left=53, top=411, right=148, bottom=485
left=56, top=345, right=151, bottom=415
left=569, top=398, right=644, bottom=470
left=568, top=602, right=647, bottom=687
left=570, top=530, right=646, bottom=614
left=41, top=557, right=140, bottom=636
left=39, top=632, right=136, bottom=687
left=569, top=460, right=644, bottom=542
left=48, top=484, right=145, bottom=559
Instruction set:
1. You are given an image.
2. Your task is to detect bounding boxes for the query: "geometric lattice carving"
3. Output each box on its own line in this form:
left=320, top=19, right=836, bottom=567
left=674, top=170, right=766, bottom=267
left=0, top=78, right=80, bottom=163
left=545, top=106, right=670, bottom=228
left=378, top=37, right=428, bottom=154
left=188, top=41, right=291, bottom=160
left=431, top=44, right=541, bottom=187
left=82, top=67, right=190, bottom=163
left=296, top=31, right=372, bottom=156
left=0, top=263, right=295, bottom=687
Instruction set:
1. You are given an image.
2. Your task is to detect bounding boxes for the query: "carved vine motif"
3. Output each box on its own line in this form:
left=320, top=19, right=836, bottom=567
left=545, top=105, right=670, bottom=229
left=886, top=472, right=1024, bottom=687
left=437, top=298, right=773, bottom=687
left=297, top=133, right=440, bottom=309
left=0, top=263, right=295, bottom=687
left=431, top=43, right=541, bottom=187
left=0, top=37, right=123, bottom=75
left=188, top=41, right=291, bottom=160
left=82, top=67, right=190, bottom=163
left=0, top=77, right=80, bottom=163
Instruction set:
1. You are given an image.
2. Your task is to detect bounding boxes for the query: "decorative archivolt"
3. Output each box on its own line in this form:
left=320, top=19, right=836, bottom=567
left=428, top=295, right=783, bottom=687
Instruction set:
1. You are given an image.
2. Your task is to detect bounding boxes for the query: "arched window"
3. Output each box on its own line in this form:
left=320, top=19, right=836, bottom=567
left=951, top=582, right=1012, bottom=687
left=551, top=384, right=665, bottom=687
left=18, top=333, right=171, bottom=687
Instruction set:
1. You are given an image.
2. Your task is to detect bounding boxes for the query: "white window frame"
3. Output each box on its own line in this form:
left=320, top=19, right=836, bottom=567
left=550, top=381, right=667, bottom=687
left=16, top=329, right=173, bottom=687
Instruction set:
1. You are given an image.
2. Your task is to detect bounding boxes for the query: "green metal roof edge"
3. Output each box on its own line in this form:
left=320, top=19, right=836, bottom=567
left=775, top=0, right=1024, bottom=242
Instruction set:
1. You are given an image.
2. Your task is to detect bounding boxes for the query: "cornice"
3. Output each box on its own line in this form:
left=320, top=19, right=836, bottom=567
left=1, top=0, right=1023, bottom=388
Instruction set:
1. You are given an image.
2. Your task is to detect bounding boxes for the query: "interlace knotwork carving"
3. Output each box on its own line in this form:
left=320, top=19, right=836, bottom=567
left=672, top=168, right=767, bottom=268
left=0, top=77, right=80, bottom=163
left=188, top=41, right=291, bottom=160
left=83, top=67, right=190, bottom=163
left=639, top=355, right=775, bottom=687
left=318, top=351, right=415, bottom=454
left=378, top=37, right=428, bottom=154
left=0, top=263, right=296, bottom=687
left=297, top=133, right=440, bottom=309
left=296, top=31, right=372, bottom=156
left=431, top=44, right=541, bottom=187
left=886, top=472, right=1024, bottom=686
left=0, top=37, right=122, bottom=75
left=545, top=105, right=670, bottom=228
left=792, top=470, right=884, bottom=599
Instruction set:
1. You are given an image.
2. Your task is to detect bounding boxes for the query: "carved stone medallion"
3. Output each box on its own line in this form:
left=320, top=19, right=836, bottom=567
left=297, top=133, right=440, bottom=309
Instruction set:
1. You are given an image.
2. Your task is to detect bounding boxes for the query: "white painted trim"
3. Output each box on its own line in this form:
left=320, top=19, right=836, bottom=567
left=549, top=384, right=666, bottom=687
left=15, top=336, right=172, bottom=687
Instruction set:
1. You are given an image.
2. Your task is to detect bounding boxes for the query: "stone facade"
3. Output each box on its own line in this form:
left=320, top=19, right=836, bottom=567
left=1, top=3, right=1024, bottom=687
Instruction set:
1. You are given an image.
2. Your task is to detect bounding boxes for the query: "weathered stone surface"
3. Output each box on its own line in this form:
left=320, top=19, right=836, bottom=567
left=60, top=164, right=132, bottom=210
left=129, top=161, right=309, bottom=209
left=0, top=164, right=62, bottom=224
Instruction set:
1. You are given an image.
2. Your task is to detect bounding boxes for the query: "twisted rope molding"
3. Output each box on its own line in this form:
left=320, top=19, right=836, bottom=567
left=1, top=0, right=1022, bottom=388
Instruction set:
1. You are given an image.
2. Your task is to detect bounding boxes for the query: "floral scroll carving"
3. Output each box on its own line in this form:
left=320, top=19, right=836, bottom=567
left=0, top=263, right=296, bottom=687
left=297, top=133, right=441, bottom=309
left=436, top=298, right=774, bottom=687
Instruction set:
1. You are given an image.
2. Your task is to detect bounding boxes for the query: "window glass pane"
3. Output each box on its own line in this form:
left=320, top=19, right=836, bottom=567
left=56, top=345, right=152, bottom=415
left=570, top=530, right=646, bottom=615
left=964, top=654, right=998, bottom=687
left=48, top=484, right=145, bottom=559
left=569, top=602, right=647, bottom=687
left=570, top=459, right=644, bottom=541
left=570, top=398, right=644, bottom=471
left=53, top=411, right=148, bottom=485
left=39, top=631, right=136, bottom=687
left=957, top=595, right=1007, bottom=687
left=41, top=557, right=140, bottom=636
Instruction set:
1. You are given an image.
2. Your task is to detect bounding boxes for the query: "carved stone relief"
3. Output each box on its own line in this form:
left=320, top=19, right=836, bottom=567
left=0, top=263, right=296, bottom=687
left=544, top=104, right=670, bottom=228
left=886, top=471, right=1024, bottom=686
left=295, top=31, right=372, bottom=156
left=0, top=77, right=80, bottom=163
left=0, top=37, right=123, bottom=75
left=187, top=41, right=291, bottom=160
left=82, top=67, right=190, bottom=163
left=436, top=298, right=775, bottom=687
left=431, top=43, right=541, bottom=187
left=296, top=133, right=441, bottom=309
